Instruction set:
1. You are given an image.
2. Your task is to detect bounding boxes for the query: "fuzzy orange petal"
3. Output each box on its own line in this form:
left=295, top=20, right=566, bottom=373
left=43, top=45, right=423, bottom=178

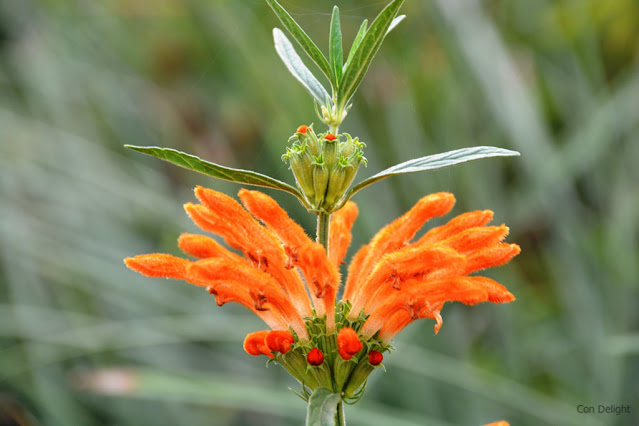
left=439, top=225, right=510, bottom=254
left=337, top=327, right=363, bottom=360
left=185, top=197, right=312, bottom=318
left=328, top=201, right=359, bottom=267
left=265, top=330, right=295, bottom=354
left=205, top=282, right=289, bottom=330
left=416, top=210, right=494, bottom=246
left=243, top=330, right=273, bottom=358
left=178, top=233, right=245, bottom=262
left=238, top=189, right=311, bottom=250
left=361, top=276, right=513, bottom=339
left=187, top=258, right=309, bottom=341
left=124, top=254, right=191, bottom=280
left=350, top=245, right=462, bottom=318
left=344, top=192, right=455, bottom=304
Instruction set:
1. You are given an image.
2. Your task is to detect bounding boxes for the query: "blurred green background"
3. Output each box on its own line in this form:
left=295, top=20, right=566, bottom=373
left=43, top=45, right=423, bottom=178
left=1, top=0, right=638, bottom=425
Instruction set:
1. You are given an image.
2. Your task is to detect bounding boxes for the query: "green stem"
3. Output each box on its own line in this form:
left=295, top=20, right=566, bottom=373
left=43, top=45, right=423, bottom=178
left=336, top=400, right=345, bottom=426
left=317, top=211, right=331, bottom=253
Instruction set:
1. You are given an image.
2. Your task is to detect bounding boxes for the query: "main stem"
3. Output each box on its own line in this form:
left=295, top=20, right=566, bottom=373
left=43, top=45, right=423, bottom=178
left=317, top=211, right=330, bottom=252
left=336, top=401, right=345, bottom=426
left=319, top=212, right=346, bottom=426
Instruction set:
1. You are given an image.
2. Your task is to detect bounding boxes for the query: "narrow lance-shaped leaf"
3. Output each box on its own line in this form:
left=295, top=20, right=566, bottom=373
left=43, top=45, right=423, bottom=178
left=306, top=387, right=341, bottom=426
left=337, top=0, right=405, bottom=109
left=343, top=19, right=368, bottom=73
left=273, top=29, right=331, bottom=105
left=265, top=0, right=333, bottom=85
left=386, top=15, right=406, bottom=35
left=329, top=6, right=343, bottom=84
left=344, top=146, right=520, bottom=200
left=125, top=145, right=306, bottom=203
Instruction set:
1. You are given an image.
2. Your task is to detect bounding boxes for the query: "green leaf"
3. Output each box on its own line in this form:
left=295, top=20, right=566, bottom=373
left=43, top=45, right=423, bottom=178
left=337, top=0, right=404, bottom=109
left=306, top=387, right=341, bottom=426
left=273, top=28, right=331, bottom=105
left=386, top=14, right=406, bottom=35
left=125, top=145, right=305, bottom=202
left=265, top=0, right=333, bottom=85
left=346, top=146, right=520, bottom=198
left=343, top=19, right=368, bottom=73
left=329, top=6, right=343, bottom=84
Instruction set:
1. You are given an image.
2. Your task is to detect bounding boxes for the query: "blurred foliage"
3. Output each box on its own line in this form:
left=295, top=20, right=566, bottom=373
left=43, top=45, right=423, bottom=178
left=1, top=0, right=638, bottom=425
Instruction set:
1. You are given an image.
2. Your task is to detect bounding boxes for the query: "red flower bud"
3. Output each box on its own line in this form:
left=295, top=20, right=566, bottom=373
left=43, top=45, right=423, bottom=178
left=337, top=327, right=363, bottom=360
left=307, top=348, right=324, bottom=366
left=368, top=350, right=383, bottom=366
left=265, top=330, right=295, bottom=354
left=296, top=125, right=308, bottom=134
left=324, top=133, right=337, bottom=141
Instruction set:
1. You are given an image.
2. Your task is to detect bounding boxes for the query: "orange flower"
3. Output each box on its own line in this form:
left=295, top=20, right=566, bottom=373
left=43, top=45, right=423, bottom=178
left=125, top=186, right=518, bottom=393
left=266, top=330, right=295, bottom=354
left=337, top=327, right=363, bottom=360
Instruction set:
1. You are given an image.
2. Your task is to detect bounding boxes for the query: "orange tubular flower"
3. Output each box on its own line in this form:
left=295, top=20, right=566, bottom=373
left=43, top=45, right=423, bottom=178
left=124, top=186, right=518, bottom=399
left=337, top=327, right=363, bottom=360
left=266, top=330, right=295, bottom=354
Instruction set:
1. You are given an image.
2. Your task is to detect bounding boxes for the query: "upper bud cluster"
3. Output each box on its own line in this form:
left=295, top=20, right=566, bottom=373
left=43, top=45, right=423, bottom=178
left=282, top=125, right=366, bottom=213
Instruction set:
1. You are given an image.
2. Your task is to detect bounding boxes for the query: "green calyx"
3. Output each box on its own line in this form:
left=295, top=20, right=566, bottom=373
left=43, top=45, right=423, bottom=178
left=283, top=126, right=367, bottom=213
left=269, top=301, right=391, bottom=404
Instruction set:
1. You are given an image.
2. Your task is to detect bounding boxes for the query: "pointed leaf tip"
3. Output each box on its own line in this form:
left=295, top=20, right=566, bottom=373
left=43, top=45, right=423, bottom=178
left=346, top=146, right=520, bottom=199
left=125, top=145, right=306, bottom=203
left=273, top=28, right=331, bottom=105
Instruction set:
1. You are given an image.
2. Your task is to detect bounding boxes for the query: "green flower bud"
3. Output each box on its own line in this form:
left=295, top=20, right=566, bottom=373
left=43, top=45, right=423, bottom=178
left=312, top=155, right=329, bottom=207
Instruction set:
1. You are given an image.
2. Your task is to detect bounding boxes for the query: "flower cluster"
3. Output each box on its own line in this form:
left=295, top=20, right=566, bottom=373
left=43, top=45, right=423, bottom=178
left=282, top=125, right=366, bottom=213
left=125, top=183, right=519, bottom=398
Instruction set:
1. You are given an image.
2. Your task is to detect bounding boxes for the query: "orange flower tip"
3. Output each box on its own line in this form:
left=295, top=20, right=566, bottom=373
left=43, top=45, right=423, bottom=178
left=307, top=348, right=324, bottom=366
left=482, top=422, right=509, bottom=426
left=243, top=331, right=273, bottom=358
left=324, top=133, right=337, bottom=141
left=368, top=350, right=383, bottom=366
left=266, top=330, right=295, bottom=354
left=296, top=125, right=308, bottom=134
left=433, top=311, right=443, bottom=335
left=337, top=327, right=363, bottom=360
left=123, top=254, right=189, bottom=280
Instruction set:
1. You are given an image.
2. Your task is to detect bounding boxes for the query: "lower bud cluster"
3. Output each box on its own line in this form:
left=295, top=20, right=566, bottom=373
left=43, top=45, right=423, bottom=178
left=243, top=302, right=389, bottom=402
left=282, top=125, right=366, bottom=213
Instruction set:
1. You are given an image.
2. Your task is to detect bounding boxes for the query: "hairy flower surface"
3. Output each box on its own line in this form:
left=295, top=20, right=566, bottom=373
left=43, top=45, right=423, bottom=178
left=125, top=186, right=519, bottom=398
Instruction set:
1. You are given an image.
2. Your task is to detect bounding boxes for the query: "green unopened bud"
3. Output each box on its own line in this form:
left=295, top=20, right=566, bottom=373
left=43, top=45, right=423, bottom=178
left=322, top=133, right=339, bottom=169
left=305, top=127, right=321, bottom=157
left=322, top=165, right=347, bottom=211
left=312, top=155, right=329, bottom=207
left=342, top=358, right=376, bottom=398
left=289, top=146, right=315, bottom=204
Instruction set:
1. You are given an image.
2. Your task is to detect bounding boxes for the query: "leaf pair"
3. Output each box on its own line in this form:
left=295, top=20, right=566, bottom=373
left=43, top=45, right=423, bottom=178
left=267, top=0, right=405, bottom=111
left=124, top=145, right=520, bottom=212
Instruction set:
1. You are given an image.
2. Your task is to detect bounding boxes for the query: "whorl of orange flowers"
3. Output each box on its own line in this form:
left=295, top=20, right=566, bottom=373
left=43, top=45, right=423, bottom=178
left=125, top=185, right=519, bottom=363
